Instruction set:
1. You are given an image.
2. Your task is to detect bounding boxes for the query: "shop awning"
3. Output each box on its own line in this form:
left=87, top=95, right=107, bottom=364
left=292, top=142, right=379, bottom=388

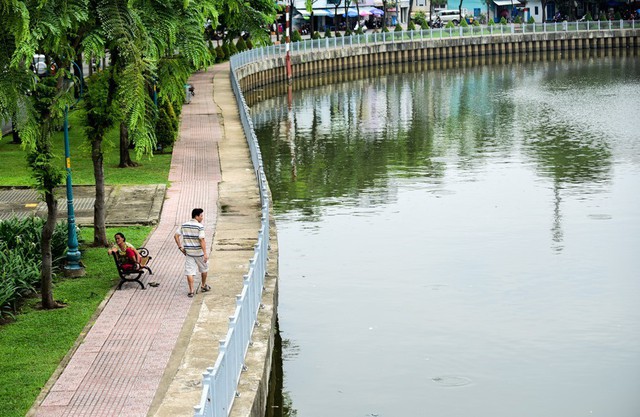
left=493, top=0, right=521, bottom=5
left=312, top=9, right=333, bottom=17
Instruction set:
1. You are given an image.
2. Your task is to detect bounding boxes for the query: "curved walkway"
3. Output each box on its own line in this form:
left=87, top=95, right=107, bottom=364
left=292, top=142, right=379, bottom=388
left=30, top=63, right=254, bottom=417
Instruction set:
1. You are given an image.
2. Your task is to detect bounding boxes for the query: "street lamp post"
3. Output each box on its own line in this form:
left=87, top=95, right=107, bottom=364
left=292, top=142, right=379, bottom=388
left=63, top=61, right=85, bottom=277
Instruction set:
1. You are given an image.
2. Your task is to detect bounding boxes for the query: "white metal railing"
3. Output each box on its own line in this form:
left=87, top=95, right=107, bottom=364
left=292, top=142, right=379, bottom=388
left=192, top=64, right=271, bottom=417
left=197, top=18, right=638, bottom=417
left=231, top=20, right=637, bottom=69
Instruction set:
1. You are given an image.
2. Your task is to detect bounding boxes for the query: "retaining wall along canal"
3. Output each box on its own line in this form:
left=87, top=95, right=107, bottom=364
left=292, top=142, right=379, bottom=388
left=236, top=29, right=640, bottom=92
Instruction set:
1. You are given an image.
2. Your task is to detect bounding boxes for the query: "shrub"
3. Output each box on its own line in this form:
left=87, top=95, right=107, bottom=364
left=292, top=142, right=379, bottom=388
left=500, top=16, right=507, bottom=24
left=599, top=12, right=607, bottom=21
left=0, top=217, right=69, bottom=317
left=514, top=15, right=522, bottom=23
left=156, top=102, right=178, bottom=152
left=585, top=12, right=593, bottom=21
left=445, top=20, right=455, bottom=28
left=228, top=40, right=238, bottom=55
left=291, top=30, right=303, bottom=42
left=215, top=45, right=225, bottom=62
left=246, top=38, right=254, bottom=49
left=473, top=19, right=481, bottom=26
left=614, top=11, right=621, bottom=20
left=334, top=30, right=342, bottom=37
left=527, top=16, right=535, bottom=24
left=236, top=37, right=247, bottom=52
left=312, top=31, right=322, bottom=39
left=488, top=18, right=496, bottom=26
left=324, top=28, right=333, bottom=38
left=355, top=27, right=364, bottom=35
left=413, top=12, right=428, bottom=28
left=460, top=17, right=469, bottom=27
left=382, top=26, right=390, bottom=32
left=222, top=43, right=230, bottom=59
left=394, top=24, right=403, bottom=32
left=407, top=20, right=416, bottom=30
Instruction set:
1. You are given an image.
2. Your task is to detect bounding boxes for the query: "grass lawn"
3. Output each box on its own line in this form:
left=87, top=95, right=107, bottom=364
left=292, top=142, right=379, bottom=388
left=0, top=108, right=172, bottom=186
left=0, top=226, right=152, bottom=417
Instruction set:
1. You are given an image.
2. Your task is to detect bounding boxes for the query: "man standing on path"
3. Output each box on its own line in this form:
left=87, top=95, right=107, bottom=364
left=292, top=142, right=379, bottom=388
left=175, top=208, right=211, bottom=297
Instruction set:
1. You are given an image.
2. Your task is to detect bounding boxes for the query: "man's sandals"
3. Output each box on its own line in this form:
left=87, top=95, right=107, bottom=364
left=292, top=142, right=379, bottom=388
left=188, top=283, right=210, bottom=297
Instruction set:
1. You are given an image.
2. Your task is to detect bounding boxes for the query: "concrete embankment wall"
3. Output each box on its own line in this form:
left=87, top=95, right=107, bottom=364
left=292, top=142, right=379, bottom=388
left=236, top=30, right=640, bottom=92
left=231, top=28, right=638, bottom=417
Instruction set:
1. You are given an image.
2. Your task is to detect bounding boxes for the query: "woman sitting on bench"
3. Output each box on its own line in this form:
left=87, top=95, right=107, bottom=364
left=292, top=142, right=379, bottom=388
left=108, top=232, right=141, bottom=271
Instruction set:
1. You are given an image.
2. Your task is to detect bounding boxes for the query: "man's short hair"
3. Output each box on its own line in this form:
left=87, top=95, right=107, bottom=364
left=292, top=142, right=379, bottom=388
left=191, top=208, right=204, bottom=219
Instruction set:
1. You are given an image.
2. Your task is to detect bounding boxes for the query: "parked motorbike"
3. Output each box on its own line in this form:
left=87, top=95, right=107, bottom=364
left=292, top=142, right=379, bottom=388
left=430, top=17, right=444, bottom=28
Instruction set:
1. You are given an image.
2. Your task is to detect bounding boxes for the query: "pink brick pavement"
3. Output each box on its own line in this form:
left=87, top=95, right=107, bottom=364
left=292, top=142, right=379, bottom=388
left=34, top=66, right=224, bottom=417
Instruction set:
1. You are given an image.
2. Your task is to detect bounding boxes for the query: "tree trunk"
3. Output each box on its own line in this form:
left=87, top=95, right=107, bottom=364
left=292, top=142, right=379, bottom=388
left=41, top=190, right=60, bottom=309
left=11, top=128, right=21, bottom=144
left=382, top=0, right=388, bottom=28
left=118, top=122, right=137, bottom=167
left=73, top=51, right=85, bottom=97
left=310, top=12, right=315, bottom=36
left=92, top=138, right=109, bottom=246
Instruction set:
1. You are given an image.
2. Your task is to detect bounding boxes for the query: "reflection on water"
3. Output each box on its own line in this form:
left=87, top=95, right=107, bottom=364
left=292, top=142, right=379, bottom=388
left=255, top=50, right=640, bottom=416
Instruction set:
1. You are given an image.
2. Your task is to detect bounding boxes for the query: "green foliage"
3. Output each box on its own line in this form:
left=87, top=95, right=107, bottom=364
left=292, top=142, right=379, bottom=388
left=215, top=45, right=225, bottom=62
left=445, top=20, right=455, bottom=28
left=312, top=31, right=322, bottom=39
left=236, top=37, right=247, bottom=52
left=291, top=30, right=303, bottom=42
left=599, top=12, right=607, bottom=21
left=325, top=27, right=333, bottom=38
left=227, top=40, right=238, bottom=56
left=84, top=69, right=117, bottom=142
left=473, top=19, right=481, bottom=26
left=488, top=18, right=496, bottom=26
left=222, top=43, right=231, bottom=59
left=394, top=23, right=403, bottom=32
left=585, top=12, right=593, bottom=21
left=407, top=20, right=416, bottom=30
left=413, top=11, right=428, bottom=28
left=614, top=11, right=621, bottom=20
left=500, top=16, right=508, bottom=25
left=527, top=16, right=535, bottom=24
left=155, top=101, right=179, bottom=151
left=355, top=27, right=364, bottom=35
left=382, top=26, right=390, bottom=32
left=0, top=217, right=68, bottom=317
left=27, top=76, right=64, bottom=193
left=460, top=17, right=469, bottom=27
left=514, top=15, right=522, bottom=23
left=335, top=30, right=342, bottom=37
left=246, top=38, right=254, bottom=49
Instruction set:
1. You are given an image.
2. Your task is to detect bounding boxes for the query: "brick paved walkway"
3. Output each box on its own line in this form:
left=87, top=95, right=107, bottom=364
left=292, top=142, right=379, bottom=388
left=33, top=66, right=224, bottom=417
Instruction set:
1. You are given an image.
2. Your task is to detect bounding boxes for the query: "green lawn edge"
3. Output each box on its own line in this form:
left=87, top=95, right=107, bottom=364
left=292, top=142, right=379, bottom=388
left=0, top=108, right=172, bottom=186
left=0, top=226, right=153, bottom=417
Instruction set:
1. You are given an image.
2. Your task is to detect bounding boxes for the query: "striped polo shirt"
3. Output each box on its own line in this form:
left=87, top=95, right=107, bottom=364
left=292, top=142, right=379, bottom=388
left=177, top=219, right=205, bottom=257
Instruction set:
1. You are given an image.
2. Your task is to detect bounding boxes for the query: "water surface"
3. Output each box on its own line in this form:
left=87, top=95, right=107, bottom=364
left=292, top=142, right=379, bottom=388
left=253, top=51, right=640, bottom=417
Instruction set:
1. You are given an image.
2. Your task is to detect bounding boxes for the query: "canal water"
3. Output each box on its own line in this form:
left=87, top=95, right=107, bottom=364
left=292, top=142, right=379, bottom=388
left=251, top=50, right=640, bottom=417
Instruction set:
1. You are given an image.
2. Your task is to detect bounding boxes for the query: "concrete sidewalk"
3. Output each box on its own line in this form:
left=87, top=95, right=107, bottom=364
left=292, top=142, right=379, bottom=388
left=27, top=62, right=271, bottom=417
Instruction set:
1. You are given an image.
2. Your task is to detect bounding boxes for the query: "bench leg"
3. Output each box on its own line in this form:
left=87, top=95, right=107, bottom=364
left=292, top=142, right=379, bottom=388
left=117, top=271, right=146, bottom=290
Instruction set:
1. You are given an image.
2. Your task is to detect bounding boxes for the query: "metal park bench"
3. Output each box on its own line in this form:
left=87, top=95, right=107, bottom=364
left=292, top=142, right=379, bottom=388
left=111, top=248, right=153, bottom=290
